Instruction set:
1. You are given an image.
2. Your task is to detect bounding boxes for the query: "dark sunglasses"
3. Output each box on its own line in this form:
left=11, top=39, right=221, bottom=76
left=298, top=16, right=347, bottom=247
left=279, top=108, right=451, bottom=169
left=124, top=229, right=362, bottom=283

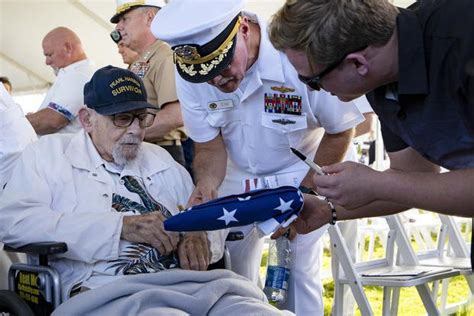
left=298, top=46, right=367, bottom=91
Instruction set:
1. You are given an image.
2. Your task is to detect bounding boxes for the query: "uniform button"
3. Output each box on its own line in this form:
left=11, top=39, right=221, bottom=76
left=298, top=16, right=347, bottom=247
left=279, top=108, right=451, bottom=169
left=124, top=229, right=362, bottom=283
left=102, top=193, right=109, bottom=198
left=92, top=173, right=97, bottom=177
left=119, top=179, right=125, bottom=185
left=147, top=177, right=151, bottom=181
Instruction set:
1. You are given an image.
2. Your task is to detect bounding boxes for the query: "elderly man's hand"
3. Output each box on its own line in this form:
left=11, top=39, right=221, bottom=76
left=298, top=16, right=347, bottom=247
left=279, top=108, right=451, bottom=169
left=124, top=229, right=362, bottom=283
left=316, top=161, right=378, bottom=210
left=178, top=232, right=211, bottom=271
left=121, top=212, right=179, bottom=255
left=271, top=194, right=332, bottom=237
left=186, top=179, right=219, bottom=207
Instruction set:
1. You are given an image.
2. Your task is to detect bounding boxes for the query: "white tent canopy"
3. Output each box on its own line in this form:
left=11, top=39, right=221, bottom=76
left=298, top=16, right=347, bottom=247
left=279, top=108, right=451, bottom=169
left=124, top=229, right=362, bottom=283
left=0, top=0, right=414, bottom=96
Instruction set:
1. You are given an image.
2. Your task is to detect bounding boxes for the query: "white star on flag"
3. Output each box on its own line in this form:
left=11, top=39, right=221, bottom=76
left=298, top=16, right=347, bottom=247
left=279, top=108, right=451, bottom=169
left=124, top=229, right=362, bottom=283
left=238, top=196, right=251, bottom=201
left=274, top=198, right=294, bottom=213
left=218, top=208, right=239, bottom=225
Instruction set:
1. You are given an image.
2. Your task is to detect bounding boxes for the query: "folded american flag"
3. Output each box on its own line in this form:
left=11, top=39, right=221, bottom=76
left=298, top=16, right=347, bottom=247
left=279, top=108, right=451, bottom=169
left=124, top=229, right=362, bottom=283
left=164, top=186, right=303, bottom=234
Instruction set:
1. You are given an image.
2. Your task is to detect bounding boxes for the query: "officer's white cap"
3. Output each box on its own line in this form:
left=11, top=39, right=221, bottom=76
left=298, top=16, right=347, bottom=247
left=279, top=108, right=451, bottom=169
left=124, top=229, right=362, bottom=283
left=151, top=0, right=245, bottom=83
left=110, top=0, right=167, bottom=23
left=151, top=0, right=245, bottom=47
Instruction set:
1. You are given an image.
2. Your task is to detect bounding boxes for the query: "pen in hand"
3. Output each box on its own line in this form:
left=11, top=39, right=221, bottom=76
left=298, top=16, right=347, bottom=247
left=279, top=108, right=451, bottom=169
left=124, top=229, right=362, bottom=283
left=290, top=147, right=325, bottom=176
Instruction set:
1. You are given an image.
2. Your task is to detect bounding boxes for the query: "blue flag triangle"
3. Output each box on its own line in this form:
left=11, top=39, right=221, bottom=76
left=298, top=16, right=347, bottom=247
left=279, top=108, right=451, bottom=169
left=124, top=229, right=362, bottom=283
left=164, top=186, right=303, bottom=232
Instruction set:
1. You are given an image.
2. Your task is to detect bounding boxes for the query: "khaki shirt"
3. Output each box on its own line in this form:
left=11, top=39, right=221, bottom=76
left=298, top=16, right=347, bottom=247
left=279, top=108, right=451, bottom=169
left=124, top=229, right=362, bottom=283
left=130, top=40, right=185, bottom=143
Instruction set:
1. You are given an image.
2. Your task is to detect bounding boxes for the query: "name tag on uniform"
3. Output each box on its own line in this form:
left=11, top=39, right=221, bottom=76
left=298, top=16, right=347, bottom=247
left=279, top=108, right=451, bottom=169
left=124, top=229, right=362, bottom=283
left=242, top=175, right=279, bottom=192
left=207, top=99, right=234, bottom=111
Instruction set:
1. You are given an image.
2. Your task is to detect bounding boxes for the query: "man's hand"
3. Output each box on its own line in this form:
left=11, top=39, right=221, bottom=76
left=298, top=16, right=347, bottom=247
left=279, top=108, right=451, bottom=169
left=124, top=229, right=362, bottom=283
left=178, top=232, right=211, bottom=271
left=186, top=179, right=219, bottom=207
left=270, top=226, right=297, bottom=240
left=315, top=161, right=379, bottom=209
left=121, top=212, right=179, bottom=255
left=271, top=194, right=332, bottom=238
left=189, top=135, right=227, bottom=206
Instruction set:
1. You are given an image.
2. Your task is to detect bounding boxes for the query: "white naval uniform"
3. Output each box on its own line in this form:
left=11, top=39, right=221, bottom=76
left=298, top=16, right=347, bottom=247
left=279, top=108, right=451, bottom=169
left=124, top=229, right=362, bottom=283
left=176, top=13, right=364, bottom=315
left=38, top=59, right=95, bottom=134
left=0, top=85, right=36, bottom=289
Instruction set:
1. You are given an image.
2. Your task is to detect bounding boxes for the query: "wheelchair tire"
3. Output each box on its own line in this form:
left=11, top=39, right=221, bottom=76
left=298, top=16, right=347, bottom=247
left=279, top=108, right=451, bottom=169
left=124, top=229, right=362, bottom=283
left=0, top=290, right=34, bottom=316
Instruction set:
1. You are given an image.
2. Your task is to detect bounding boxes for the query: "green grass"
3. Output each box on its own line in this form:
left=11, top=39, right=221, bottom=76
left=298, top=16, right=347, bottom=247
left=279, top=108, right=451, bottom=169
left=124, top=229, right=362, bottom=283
left=261, top=234, right=473, bottom=315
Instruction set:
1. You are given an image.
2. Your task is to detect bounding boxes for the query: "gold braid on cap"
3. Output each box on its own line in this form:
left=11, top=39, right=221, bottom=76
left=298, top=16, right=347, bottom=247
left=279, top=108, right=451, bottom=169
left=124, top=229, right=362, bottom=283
left=174, top=17, right=242, bottom=77
left=116, top=1, right=145, bottom=14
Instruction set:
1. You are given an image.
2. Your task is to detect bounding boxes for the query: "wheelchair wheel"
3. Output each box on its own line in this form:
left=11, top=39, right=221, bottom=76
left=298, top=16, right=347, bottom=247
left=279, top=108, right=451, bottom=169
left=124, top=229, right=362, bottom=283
left=0, top=290, right=34, bottom=316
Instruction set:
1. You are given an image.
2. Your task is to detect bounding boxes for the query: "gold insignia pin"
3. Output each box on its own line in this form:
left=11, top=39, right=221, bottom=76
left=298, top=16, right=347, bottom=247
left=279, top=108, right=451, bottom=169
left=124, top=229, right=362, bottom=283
left=271, top=86, right=295, bottom=93
left=174, top=45, right=201, bottom=62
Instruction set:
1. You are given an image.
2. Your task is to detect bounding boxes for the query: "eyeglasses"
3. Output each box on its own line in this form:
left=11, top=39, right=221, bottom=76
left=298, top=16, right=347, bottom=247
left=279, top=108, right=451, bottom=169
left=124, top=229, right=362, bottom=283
left=298, top=46, right=367, bottom=91
left=111, top=112, right=156, bottom=128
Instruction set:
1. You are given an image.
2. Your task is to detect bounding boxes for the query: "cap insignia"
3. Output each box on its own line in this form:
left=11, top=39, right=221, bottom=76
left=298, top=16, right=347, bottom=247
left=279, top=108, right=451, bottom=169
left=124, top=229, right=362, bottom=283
left=176, top=40, right=234, bottom=77
left=174, top=45, right=201, bottom=62
left=172, top=16, right=242, bottom=78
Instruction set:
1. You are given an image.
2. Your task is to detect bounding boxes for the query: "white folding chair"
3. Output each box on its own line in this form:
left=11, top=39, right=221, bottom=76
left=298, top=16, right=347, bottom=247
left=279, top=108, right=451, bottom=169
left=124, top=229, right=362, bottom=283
left=406, top=213, right=474, bottom=314
left=356, top=218, right=389, bottom=262
left=389, top=212, right=472, bottom=315
left=330, top=214, right=461, bottom=316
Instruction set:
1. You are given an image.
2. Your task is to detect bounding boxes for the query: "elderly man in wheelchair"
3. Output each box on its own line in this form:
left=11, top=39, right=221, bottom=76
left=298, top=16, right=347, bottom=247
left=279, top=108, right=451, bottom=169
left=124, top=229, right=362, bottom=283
left=0, top=66, right=290, bottom=315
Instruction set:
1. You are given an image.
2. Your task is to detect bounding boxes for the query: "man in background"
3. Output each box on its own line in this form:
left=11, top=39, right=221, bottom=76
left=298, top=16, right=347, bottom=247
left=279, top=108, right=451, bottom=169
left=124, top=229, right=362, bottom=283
left=0, top=77, right=12, bottom=94
left=26, top=27, right=95, bottom=135
left=111, top=0, right=187, bottom=166
left=118, top=41, right=140, bottom=68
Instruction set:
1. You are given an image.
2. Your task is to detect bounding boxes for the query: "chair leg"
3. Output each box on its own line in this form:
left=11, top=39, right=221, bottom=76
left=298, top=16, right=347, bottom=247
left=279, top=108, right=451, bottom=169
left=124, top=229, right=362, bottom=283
left=432, top=280, right=440, bottom=302
left=464, top=274, right=474, bottom=295
left=332, top=281, right=344, bottom=316
left=415, top=284, right=441, bottom=316
left=382, top=287, right=392, bottom=316
left=328, top=226, right=374, bottom=316
left=390, top=287, right=400, bottom=316
left=439, top=279, right=449, bottom=315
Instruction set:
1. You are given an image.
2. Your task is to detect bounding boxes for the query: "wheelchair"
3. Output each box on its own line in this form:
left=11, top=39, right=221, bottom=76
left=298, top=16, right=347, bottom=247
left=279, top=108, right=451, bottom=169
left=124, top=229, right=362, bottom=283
left=0, top=232, right=244, bottom=316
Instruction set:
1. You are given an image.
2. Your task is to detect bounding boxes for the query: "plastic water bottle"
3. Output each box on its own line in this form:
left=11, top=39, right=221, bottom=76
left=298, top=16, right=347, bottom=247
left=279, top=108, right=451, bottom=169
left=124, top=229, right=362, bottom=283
left=263, top=234, right=291, bottom=306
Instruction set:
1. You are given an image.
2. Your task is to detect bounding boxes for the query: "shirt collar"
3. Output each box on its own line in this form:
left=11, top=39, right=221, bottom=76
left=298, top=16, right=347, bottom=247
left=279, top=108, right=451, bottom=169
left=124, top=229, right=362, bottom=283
left=251, top=13, right=285, bottom=83
left=58, top=59, right=92, bottom=75
left=140, top=40, right=168, bottom=62
left=397, top=8, right=428, bottom=96
left=66, top=129, right=106, bottom=171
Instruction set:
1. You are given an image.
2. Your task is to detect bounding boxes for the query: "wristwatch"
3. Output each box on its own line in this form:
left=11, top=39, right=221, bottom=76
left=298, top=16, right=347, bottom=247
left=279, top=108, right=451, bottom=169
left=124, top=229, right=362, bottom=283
left=298, top=185, right=317, bottom=196
left=298, top=185, right=337, bottom=225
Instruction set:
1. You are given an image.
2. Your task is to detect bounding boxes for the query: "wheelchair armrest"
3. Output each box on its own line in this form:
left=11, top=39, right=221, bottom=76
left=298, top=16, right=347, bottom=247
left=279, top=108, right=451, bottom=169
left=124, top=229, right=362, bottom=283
left=3, top=242, right=67, bottom=256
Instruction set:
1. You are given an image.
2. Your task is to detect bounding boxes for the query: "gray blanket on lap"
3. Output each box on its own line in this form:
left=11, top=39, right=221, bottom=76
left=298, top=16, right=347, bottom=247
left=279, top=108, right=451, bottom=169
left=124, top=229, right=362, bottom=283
left=52, top=269, right=294, bottom=316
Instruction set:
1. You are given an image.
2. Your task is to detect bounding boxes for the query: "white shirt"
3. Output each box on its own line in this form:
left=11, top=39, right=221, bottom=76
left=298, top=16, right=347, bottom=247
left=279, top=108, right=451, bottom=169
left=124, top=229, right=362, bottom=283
left=0, top=130, right=223, bottom=300
left=176, top=14, right=365, bottom=194
left=39, top=59, right=95, bottom=134
left=0, top=85, right=37, bottom=189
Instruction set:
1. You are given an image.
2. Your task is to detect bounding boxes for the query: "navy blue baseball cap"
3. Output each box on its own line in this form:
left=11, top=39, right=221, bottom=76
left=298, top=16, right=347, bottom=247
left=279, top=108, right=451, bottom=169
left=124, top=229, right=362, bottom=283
left=84, top=65, right=158, bottom=115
